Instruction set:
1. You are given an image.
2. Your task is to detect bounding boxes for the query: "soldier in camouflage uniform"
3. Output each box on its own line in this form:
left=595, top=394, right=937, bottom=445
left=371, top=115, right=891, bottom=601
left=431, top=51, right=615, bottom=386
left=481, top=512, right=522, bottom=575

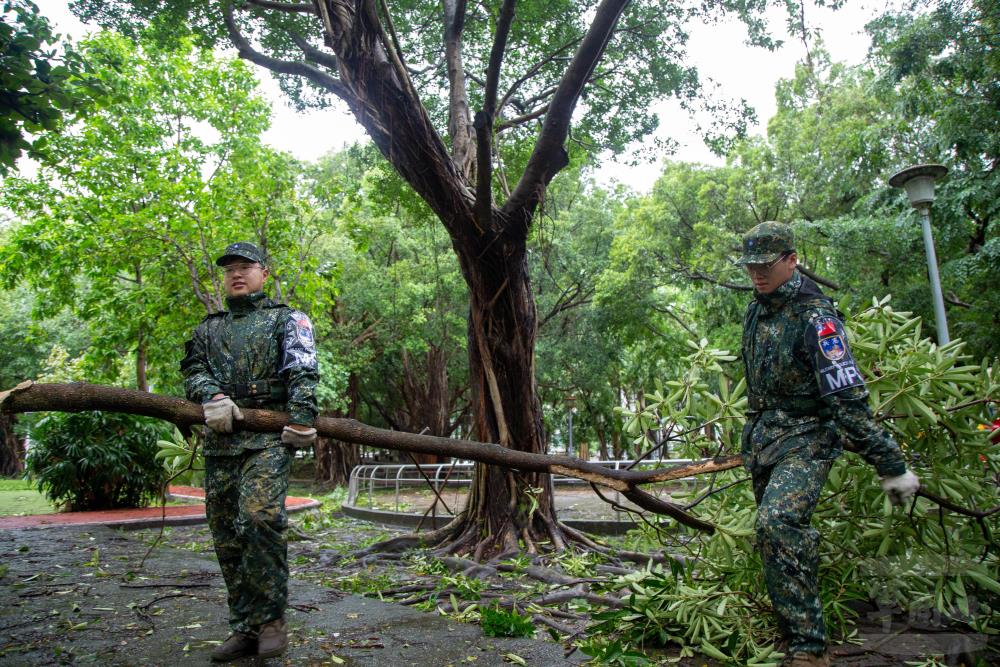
left=181, top=242, right=319, bottom=662
left=736, top=223, right=920, bottom=667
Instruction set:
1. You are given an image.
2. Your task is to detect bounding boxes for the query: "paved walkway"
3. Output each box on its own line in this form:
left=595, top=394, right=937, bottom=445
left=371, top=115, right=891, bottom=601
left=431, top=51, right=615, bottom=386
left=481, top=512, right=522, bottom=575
left=0, top=524, right=583, bottom=666
left=0, top=485, right=320, bottom=530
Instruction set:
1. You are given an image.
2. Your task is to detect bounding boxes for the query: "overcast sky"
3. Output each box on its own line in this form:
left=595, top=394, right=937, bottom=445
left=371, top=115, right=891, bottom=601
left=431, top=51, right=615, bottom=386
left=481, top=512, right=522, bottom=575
left=36, top=0, right=889, bottom=192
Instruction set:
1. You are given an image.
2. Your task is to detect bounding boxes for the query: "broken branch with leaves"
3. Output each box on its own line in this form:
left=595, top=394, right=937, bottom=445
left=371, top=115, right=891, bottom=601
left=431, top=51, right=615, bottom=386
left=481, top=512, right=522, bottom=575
left=0, top=381, right=738, bottom=532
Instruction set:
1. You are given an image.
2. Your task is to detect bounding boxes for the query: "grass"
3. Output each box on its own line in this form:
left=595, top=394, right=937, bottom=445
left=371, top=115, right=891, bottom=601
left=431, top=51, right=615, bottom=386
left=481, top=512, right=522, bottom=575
left=0, top=479, right=59, bottom=516
left=0, top=477, right=213, bottom=517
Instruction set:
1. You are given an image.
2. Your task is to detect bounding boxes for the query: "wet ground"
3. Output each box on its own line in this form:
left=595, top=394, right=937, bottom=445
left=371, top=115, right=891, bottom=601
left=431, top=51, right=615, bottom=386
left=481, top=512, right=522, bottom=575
left=1, top=509, right=994, bottom=666
left=0, top=524, right=583, bottom=666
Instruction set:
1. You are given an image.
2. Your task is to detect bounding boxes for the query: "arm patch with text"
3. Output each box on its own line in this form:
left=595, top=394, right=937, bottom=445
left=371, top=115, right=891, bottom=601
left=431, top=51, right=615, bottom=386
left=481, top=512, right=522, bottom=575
left=280, top=310, right=318, bottom=372
left=808, top=316, right=865, bottom=396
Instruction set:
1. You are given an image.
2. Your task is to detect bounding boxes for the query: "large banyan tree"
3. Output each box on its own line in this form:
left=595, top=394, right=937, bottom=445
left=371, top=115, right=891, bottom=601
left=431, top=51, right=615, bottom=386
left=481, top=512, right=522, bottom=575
left=72, top=0, right=758, bottom=557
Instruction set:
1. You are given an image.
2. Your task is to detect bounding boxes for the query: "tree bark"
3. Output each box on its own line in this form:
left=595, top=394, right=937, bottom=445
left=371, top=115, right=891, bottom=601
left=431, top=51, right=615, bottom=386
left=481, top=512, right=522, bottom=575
left=314, top=373, right=361, bottom=486
left=0, top=414, right=23, bottom=476
left=398, top=346, right=467, bottom=464
left=454, top=239, right=557, bottom=557
left=314, top=435, right=361, bottom=486
left=0, top=381, right=739, bottom=532
left=136, top=265, right=148, bottom=392
left=136, top=328, right=148, bottom=393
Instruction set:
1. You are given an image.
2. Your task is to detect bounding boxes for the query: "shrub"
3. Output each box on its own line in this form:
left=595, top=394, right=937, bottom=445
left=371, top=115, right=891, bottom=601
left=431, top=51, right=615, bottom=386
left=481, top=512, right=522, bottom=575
left=26, top=410, right=170, bottom=511
left=480, top=605, right=535, bottom=638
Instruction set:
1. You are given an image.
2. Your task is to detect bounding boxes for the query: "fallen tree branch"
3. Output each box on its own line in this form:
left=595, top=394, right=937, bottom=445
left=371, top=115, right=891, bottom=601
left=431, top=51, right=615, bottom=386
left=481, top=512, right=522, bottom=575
left=0, top=381, right=740, bottom=532
left=6, top=382, right=994, bottom=539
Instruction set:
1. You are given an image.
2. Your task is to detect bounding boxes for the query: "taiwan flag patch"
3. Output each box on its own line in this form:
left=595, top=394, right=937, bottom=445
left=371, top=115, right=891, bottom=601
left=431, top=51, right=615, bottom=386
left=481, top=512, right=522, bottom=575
left=816, top=319, right=838, bottom=338
left=820, top=334, right=847, bottom=361
left=295, top=316, right=314, bottom=345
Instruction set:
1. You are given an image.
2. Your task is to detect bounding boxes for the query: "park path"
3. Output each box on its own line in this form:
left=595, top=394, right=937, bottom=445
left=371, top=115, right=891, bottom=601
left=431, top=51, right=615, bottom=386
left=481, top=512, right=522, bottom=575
left=0, top=485, right=320, bottom=530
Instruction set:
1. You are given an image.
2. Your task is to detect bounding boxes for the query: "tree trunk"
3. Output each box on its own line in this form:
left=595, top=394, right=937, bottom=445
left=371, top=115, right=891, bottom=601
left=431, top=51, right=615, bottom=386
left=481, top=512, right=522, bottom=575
left=315, top=373, right=361, bottom=486
left=0, top=414, right=23, bottom=476
left=611, top=428, right=624, bottom=460
left=442, top=234, right=564, bottom=558
left=135, top=264, right=148, bottom=392
left=136, top=328, right=148, bottom=393
left=401, top=346, right=459, bottom=465
left=314, top=436, right=360, bottom=487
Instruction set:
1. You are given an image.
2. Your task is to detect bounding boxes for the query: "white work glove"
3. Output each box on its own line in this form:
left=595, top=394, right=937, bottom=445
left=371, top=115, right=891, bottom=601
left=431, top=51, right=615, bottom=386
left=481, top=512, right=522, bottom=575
left=202, top=396, right=244, bottom=434
left=281, top=425, right=317, bottom=448
left=880, top=469, right=920, bottom=506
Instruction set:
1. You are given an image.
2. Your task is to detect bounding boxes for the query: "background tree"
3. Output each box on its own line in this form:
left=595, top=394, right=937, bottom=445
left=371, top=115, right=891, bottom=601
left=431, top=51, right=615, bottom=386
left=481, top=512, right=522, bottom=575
left=0, top=0, right=101, bottom=172
left=71, top=0, right=767, bottom=556
left=0, top=286, right=88, bottom=475
left=1, top=31, right=333, bottom=396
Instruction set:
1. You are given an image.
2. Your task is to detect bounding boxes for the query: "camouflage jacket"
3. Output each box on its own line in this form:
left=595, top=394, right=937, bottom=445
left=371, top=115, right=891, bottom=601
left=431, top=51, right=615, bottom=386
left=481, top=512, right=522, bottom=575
left=181, top=291, right=319, bottom=456
left=740, top=270, right=906, bottom=476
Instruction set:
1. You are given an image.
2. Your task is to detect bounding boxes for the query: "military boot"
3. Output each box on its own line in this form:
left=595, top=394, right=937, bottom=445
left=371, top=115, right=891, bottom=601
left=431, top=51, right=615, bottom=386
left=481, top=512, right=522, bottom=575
left=782, top=651, right=830, bottom=667
left=211, top=632, right=256, bottom=662
left=258, top=618, right=288, bottom=658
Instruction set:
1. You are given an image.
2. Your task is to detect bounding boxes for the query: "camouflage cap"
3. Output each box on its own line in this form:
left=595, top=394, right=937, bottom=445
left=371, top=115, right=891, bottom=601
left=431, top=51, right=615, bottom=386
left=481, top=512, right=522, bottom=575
left=735, top=222, right=794, bottom=265
left=215, top=242, right=266, bottom=267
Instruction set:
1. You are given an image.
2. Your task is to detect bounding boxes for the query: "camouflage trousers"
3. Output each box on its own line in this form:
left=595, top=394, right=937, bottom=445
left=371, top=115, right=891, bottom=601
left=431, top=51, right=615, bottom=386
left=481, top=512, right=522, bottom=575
left=205, top=446, right=291, bottom=635
left=750, top=442, right=834, bottom=655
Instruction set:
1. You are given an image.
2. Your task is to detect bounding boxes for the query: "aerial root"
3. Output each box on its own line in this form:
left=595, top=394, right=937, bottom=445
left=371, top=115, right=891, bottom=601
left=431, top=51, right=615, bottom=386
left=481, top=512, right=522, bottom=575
left=311, top=521, right=650, bottom=649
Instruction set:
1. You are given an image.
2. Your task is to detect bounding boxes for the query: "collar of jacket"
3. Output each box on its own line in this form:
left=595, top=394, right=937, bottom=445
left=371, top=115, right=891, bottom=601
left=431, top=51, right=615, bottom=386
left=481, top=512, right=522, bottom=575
left=754, top=268, right=802, bottom=314
left=225, top=291, right=270, bottom=316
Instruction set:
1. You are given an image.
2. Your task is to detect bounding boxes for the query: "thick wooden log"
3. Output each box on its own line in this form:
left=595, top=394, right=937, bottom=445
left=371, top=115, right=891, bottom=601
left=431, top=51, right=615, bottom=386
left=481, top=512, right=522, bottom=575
left=0, top=381, right=743, bottom=531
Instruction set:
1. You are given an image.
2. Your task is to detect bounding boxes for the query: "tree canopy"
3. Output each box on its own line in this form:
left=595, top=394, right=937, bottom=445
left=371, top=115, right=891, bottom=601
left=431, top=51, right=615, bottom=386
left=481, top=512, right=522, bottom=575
left=0, top=0, right=103, bottom=172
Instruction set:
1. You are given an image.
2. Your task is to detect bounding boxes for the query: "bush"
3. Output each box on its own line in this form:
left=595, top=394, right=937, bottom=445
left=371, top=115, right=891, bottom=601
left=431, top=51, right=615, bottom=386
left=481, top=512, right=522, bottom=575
left=26, top=411, right=170, bottom=511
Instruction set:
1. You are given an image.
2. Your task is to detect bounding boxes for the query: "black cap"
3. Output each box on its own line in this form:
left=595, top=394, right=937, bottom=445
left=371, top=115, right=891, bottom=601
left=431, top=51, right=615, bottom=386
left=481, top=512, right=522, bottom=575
left=215, top=242, right=266, bottom=267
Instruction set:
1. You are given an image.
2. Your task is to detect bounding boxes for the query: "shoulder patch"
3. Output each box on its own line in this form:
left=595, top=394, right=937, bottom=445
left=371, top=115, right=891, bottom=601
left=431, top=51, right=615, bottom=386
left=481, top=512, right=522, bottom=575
left=291, top=311, right=314, bottom=346
left=280, top=310, right=318, bottom=372
left=816, top=318, right=846, bottom=360
left=807, top=316, right=865, bottom=396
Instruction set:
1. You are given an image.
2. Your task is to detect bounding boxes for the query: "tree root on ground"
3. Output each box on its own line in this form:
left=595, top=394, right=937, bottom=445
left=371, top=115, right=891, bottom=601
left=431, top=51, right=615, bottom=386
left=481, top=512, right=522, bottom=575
left=307, top=528, right=647, bottom=646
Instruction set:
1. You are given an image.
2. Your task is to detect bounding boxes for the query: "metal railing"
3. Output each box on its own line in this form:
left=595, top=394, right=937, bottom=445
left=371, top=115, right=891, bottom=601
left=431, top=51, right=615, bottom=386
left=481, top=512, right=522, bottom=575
left=346, top=459, right=698, bottom=514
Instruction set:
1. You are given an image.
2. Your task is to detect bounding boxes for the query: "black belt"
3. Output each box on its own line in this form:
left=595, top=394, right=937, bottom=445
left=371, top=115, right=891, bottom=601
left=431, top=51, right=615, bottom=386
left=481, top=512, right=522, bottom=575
left=747, top=395, right=827, bottom=417
left=221, top=378, right=286, bottom=403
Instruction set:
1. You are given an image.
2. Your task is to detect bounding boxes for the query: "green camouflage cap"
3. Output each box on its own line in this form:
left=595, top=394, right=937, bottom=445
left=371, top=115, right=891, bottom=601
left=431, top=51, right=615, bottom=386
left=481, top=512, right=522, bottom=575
left=735, top=222, right=794, bottom=265
left=215, top=242, right=266, bottom=266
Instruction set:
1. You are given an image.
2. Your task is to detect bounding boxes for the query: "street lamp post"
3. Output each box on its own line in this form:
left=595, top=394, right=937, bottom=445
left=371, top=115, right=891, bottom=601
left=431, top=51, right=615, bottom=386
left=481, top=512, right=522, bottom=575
left=565, top=395, right=576, bottom=458
left=888, top=164, right=950, bottom=345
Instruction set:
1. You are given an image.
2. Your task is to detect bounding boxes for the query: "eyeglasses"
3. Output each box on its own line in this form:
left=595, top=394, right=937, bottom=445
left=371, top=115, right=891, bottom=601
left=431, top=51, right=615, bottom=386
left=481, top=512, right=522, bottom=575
left=221, top=263, right=262, bottom=276
left=744, top=254, right=788, bottom=276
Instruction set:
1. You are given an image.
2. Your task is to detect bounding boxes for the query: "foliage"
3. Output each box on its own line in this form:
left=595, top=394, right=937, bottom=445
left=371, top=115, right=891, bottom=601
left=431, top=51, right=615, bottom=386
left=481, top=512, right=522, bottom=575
left=479, top=605, right=536, bottom=638
left=155, top=427, right=203, bottom=487
left=70, top=0, right=764, bottom=169
left=1, top=29, right=333, bottom=395
left=588, top=301, right=1000, bottom=662
left=25, top=410, right=171, bottom=511
left=311, top=147, right=471, bottom=433
left=333, top=570, right=396, bottom=597
left=0, top=0, right=101, bottom=172
left=578, top=637, right=651, bottom=667
left=0, top=285, right=89, bottom=390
